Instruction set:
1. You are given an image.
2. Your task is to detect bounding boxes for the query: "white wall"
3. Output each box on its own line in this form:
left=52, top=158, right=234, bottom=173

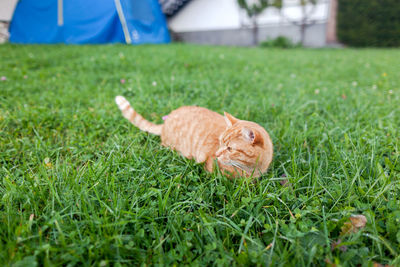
left=0, top=0, right=18, bottom=21
left=245, top=1, right=329, bottom=25
left=168, top=0, right=330, bottom=32
left=168, top=0, right=242, bottom=32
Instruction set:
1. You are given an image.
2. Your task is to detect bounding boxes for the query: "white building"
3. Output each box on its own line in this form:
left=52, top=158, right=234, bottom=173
left=162, top=0, right=338, bottom=47
left=0, top=0, right=17, bottom=43
left=0, top=0, right=17, bottom=21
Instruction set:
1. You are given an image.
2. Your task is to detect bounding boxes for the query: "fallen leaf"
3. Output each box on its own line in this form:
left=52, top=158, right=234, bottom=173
left=349, top=214, right=367, bottom=228
left=340, top=214, right=367, bottom=235
left=373, top=262, right=393, bottom=267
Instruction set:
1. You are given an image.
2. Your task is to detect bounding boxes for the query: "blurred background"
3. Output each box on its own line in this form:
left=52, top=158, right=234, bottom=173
left=0, top=0, right=399, bottom=47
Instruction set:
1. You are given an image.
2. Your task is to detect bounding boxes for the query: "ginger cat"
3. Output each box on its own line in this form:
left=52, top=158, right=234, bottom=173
left=115, top=96, right=273, bottom=178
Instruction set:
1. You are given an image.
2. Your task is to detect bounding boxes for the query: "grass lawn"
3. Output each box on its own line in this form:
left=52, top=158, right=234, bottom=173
left=0, top=44, right=399, bottom=266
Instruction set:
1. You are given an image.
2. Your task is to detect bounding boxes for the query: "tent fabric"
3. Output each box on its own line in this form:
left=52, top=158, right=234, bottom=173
left=120, top=0, right=170, bottom=44
left=9, top=0, right=170, bottom=44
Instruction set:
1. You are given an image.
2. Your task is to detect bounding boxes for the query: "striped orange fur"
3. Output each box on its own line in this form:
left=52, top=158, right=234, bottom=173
left=115, top=96, right=273, bottom=178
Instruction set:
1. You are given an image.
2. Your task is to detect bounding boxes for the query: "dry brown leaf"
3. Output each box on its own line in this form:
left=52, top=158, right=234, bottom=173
left=340, top=214, right=367, bottom=236
left=373, top=262, right=393, bottom=267
left=349, top=214, right=367, bottom=228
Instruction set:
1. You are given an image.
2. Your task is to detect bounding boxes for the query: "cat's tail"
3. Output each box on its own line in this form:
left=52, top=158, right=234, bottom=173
left=115, top=96, right=163, bottom=135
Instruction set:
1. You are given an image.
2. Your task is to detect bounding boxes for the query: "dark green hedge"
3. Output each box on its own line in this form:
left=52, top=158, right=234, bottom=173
left=337, top=0, right=400, bottom=47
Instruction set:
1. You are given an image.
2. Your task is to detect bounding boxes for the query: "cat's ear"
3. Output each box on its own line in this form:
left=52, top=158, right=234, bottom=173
left=242, top=127, right=262, bottom=145
left=224, top=112, right=238, bottom=127
left=241, top=127, right=255, bottom=143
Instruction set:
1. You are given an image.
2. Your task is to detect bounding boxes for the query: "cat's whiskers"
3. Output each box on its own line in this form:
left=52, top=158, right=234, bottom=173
left=230, top=161, right=252, bottom=174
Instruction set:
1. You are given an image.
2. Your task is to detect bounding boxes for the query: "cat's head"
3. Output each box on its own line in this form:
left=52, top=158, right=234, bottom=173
left=216, top=112, right=273, bottom=177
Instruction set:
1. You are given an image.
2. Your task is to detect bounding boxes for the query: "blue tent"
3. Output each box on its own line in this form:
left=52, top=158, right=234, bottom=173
left=9, top=0, right=170, bottom=44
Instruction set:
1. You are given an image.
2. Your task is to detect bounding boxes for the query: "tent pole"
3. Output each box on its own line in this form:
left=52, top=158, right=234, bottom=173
left=114, top=0, right=132, bottom=44
left=57, top=0, right=63, bottom=26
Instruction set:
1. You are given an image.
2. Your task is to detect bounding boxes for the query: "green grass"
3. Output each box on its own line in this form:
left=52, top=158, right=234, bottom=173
left=0, top=44, right=399, bottom=266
